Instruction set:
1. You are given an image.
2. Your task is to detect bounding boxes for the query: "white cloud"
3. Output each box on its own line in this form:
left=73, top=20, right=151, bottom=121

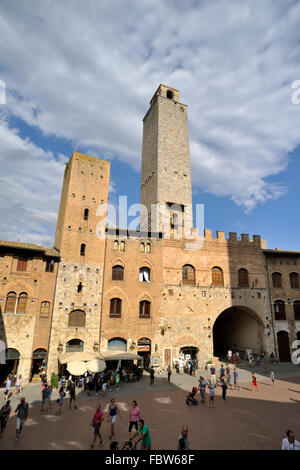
left=0, top=0, right=300, bottom=242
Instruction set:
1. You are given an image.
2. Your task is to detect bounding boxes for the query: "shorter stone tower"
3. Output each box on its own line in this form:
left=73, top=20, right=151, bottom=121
left=48, top=152, right=110, bottom=375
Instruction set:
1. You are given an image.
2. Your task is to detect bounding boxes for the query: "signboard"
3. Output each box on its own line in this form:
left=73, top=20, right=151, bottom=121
left=152, top=356, right=159, bottom=367
left=137, top=345, right=150, bottom=352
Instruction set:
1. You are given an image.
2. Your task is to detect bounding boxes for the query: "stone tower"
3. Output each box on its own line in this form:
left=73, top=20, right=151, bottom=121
left=140, top=84, right=193, bottom=237
left=48, top=152, right=110, bottom=375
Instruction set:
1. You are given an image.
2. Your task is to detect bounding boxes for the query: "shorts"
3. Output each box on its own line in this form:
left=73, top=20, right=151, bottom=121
left=4, top=390, right=9, bottom=396
left=93, top=423, right=101, bottom=435
left=102, top=383, right=107, bottom=391
left=129, top=421, right=138, bottom=432
left=16, top=417, right=25, bottom=430
left=0, top=417, right=8, bottom=430
left=110, top=415, right=117, bottom=424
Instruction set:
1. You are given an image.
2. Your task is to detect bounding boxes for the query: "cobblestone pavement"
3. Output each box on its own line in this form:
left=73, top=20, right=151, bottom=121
left=0, top=363, right=299, bottom=450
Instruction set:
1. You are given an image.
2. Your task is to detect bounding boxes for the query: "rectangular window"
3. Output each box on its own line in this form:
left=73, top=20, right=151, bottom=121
left=17, top=258, right=27, bottom=271
left=45, top=259, right=55, bottom=272
left=202, top=291, right=206, bottom=298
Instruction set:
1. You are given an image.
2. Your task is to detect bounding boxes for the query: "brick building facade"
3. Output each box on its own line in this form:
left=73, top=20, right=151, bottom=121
left=1, top=84, right=300, bottom=382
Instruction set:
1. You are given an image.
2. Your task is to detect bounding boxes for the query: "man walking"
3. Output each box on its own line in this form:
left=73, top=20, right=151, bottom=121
left=149, top=366, right=155, bottom=385
left=221, top=377, right=227, bottom=401
left=227, top=349, right=232, bottom=364
left=219, top=364, right=225, bottom=382
left=4, top=375, right=11, bottom=403
left=210, top=364, right=216, bottom=385
left=15, top=397, right=29, bottom=443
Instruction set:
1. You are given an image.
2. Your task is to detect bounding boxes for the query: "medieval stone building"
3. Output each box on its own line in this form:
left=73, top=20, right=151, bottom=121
left=1, top=84, right=300, bottom=382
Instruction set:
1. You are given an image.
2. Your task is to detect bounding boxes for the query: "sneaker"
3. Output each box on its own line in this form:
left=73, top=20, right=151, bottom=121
left=99, top=440, right=104, bottom=445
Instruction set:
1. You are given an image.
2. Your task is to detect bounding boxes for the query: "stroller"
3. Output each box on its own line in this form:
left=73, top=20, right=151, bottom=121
left=186, top=386, right=199, bottom=405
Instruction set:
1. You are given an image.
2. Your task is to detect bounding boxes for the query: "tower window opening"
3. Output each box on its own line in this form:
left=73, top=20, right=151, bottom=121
left=80, top=243, right=86, bottom=256
left=77, top=282, right=83, bottom=293
left=166, top=89, right=173, bottom=99
left=84, top=208, right=89, bottom=221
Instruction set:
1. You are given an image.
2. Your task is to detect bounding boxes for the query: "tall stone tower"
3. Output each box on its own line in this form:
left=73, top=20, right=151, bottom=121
left=48, top=152, right=110, bottom=375
left=140, top=84, right=193, bottom=237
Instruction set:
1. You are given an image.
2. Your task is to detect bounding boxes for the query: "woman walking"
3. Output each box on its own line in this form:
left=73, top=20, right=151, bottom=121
left=199, top=376, right=206, bottom=403
left=14, top=376, right=23, bottom=396
left=107, top=398, right=121, bottom=440
left=128, top=400, right=141, bottom=438
left=208, top=381, right=215, bottom=408
left=90, top=404, right=104, bottom=448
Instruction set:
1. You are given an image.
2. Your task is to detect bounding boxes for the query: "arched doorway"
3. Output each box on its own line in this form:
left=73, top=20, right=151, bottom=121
left=30, top=348, right=47, bottom=381
left=108, top=338, right=127, bottom=351
left=180, top=346, right=199, bottom=360
left=277, top=331, right=291, bottom=362
left=213, top=306, right=264, bottom=359
left=137, top=338, right=151, bottom=368
left=0, top=348, right=20, bottom=386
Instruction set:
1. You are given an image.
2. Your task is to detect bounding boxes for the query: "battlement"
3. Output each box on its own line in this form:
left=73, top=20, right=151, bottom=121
left=70, top=151, right=110, bottom=167
left=203, top=229, right=267, bottom=248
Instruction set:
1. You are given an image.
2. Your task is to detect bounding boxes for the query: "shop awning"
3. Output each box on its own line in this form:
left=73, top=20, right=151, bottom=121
left=59, top=352, right=105, bottom=364
left=102, top=351, right=143, bottom=361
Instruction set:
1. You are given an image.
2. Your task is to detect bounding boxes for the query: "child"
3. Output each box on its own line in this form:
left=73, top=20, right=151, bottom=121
left=251, top=373, right=259, bottom=391
left=270, top=370, right=275, bottom=386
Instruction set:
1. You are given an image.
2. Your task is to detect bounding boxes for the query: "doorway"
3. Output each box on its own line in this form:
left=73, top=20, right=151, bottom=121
left=30, top=348, right=47, bottom=381
left=0, top=348, right=20, bottom=386
left=277, top=331, right=291, bottom=362
left=137, top=338, right=151, bottom=369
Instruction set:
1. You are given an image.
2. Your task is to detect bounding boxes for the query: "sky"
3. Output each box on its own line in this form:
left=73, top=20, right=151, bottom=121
left=0, top=0, right=300, bottom=250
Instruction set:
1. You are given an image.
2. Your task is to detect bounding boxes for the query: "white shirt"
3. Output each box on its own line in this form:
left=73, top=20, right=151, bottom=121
left=228, top=350, right=232, bottom=357
left=282, top=438, right=300, bottom=450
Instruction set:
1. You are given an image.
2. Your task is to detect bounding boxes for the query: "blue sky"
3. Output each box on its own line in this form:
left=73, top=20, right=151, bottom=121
left=0, top=0, right=300, bottom=250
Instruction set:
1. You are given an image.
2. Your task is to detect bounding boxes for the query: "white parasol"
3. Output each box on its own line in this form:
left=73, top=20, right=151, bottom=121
left=66, top=361, right=87, bottom=376
left=86, top=358, right=106, bottom=374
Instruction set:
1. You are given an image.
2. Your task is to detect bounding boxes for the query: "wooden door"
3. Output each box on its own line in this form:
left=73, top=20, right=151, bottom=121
left=164, top=348, right=171, bottom=366
left=277, top=331, right=291, bottom=362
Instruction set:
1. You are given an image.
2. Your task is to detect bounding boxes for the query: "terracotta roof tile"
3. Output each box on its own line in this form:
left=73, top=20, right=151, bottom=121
left=0, top=240, right=59, bottom=257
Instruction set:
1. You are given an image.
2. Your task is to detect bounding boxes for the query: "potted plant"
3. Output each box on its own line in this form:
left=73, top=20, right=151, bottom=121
left=205, top=360, right=212, bottom=370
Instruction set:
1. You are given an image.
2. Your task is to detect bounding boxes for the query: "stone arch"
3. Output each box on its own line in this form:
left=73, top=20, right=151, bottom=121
left=175, top=335, right=199, bottom=348
left=213, top=306, right=264, bottom=357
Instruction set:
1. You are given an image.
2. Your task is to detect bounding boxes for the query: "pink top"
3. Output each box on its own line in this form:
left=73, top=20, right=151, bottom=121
left=130, top=406, right=140, bottom=422
left=93, top=409, right=104, bottom=425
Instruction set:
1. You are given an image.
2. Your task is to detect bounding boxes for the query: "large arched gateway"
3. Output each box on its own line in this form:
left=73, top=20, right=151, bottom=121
left=213, top=306, right=264, bottom=358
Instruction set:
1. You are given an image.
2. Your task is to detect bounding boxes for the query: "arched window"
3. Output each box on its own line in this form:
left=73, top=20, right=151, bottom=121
left=5, top=292, right=17, bottom=313
left=40, top=301, right=50, bottom=318
left=238, top=268, right=249, bottom=287
left=68, top=309, right=86, bottom=327
left=119, top=241, right=125, bottom=252
left=80, top=243, right=86, bottom=256
left=139, top=267, right=150, bottom=282
left=110, top=298, right=122, bottom=318
left=146, top=242, right=151, bottom=254
left=290, top=272, right=299, bottom=289
left=66, top=339, right=84, bottom=353
left=272, top=272, right=282, bottom=288
left=113, top=240, right=119, bottom=251
left=212, top=267, right=224, bottom=287
left=293, top=301, right=300, bottom=321
left=182, top=264, right=195, bottom=285
left=139, top=300, right=151, bottom=318
left=16, top=293, right=28, bottom=314
left=84, top=208, right=89, bottom=221
left=166, top=89, right=173, bottom=99
left=108, top=337, right=127, bottom=351
left=112, top=265, right=124, bottom=281
left=140, top=242, right=145, bottom=253
left=274, top=300, right=286, bottom=320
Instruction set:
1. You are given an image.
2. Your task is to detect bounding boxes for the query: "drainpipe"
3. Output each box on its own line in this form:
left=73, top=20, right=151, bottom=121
left=265, top=256, right=278, bottom=357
